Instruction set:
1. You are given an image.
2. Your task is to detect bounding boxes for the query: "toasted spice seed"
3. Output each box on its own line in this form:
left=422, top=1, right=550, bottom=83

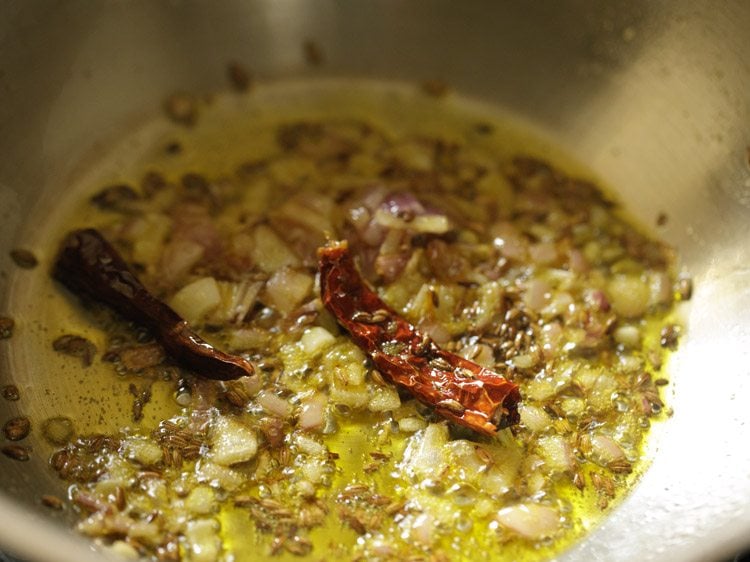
left=10, top=248, right=38, bottom=269
left=573, top=471, right=585, bottom=490
left=654, top=378, right=669, bottom=386
left=90, top=184, right=139, bottom=210
left=351, top=311, right=373, bottom=323
left=227, top=61, right=252, bottom=92
left=0, top=316, right=14, bottom=339
left=656, top=212, right=668, bottom=226
left=141, top=171, right=167, bottom=197
left=340, top=508, right=367, bottom=534
left=2, top=384, right=19, bottom=401
left=2, top=444, right=30, bottom=461
left=164, top=93, right=197, bottom=126
left=53, top=335, right=97, bottom=367
left=370, top=309, right=389, bottom=323
left=41, top=494, right=64, bottom=510
left=370, top=370, right=386, bottom=386
left=454, top=366, right=475, bottom=379
left=3, top=416, right=30, bottom=441
left=421, top=79, right=450, bottom=98
left=475, top=122, right=494, bottom=135
left=429, top=356, right=452, bottom=371
left=676, top=277, right=693, bottom=301
left=303, top=40, right=324, bottom=66
left=164, top=141, right=182, bottom=155
left=436, top=399, right=466, bottom=415
left=660, top=324, right=680, bottom=349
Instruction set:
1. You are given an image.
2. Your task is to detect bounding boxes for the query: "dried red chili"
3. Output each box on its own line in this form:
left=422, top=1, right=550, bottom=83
left=53, top=229, right=254, bottom=381
left=318, top=241, right=520, bottom=435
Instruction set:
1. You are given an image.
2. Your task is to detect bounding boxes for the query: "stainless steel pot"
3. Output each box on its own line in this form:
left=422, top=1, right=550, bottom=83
left=1, top=1, right=749, bottom=561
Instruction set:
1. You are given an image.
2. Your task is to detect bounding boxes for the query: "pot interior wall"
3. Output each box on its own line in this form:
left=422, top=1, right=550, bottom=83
left=1, top=1, right=749, bottom=561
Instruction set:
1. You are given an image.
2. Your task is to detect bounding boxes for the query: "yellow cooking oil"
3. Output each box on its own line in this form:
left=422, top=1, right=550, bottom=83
left=7, top=79, right=678, bottom=561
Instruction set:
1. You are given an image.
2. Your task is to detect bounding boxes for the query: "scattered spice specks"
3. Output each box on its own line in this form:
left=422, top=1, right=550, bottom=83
left=227, top=61, right=252, bottom=92
left=41, top=494, right=64, bottom=510
left=10, top=248, right=38, bottom=269
left=0, top=316, right=14, bottom=339
left=421, top=79, right=450, bottom=98
left=3, top=416, right=31, bottom=441
left=1, top=444, right=30, bottom=461
left=52, top=334, right=97, bottom=367
left=303, top=40, right=324, bottom=66
left=164, top=93, right=197, bottom=126
left=2, top=385, right=19, bottom=401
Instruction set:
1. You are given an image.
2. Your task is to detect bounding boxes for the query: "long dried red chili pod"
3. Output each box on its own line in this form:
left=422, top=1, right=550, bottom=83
left=318, top=240, right=520, bottom=435
left=53, top=228, right=254, bottom=381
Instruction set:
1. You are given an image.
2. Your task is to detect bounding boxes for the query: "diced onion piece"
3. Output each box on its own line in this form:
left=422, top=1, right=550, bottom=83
left=589, top=373, right=618, bottom=413
left=444, top=440, right=487, bottom=475
left=184, top=519, right=220, bottom=562
left=403, top=423, right=449, bottom=480
left=607, top=274, right=650, bottom=318
left=491, top=222, right=528, bottom=262
left=529, top=242, right=558, bottom=265
left=299, top=394, right=327, bottom=430
left=301, top=457, right=327, bottom=483
left=330, top=384, right=369, bottom=409
left=132, top=213, right=171, bottom=266
left=537, top=435, right=574, bottom=473
left=398, top=416, right=427, bottom=433
left=368, top=385, right=401, bottom=412
left=123, top=437, right=163, bottom=466
left=251, top=224, right=300, bottom=273
left=160, top=239, right=204, bottom=286
left=257, top=391, right=293, bottom=418
left=210, top=416, right=258, bottom=466
left=411, top=214, right=451, bottom=234
left=263, top=267, right=313, bottom=315
left=195, top=460, right=245, bottom=492
left=523, top=278, right=551, bottom=312
left=185, top=486, right=217, bottom=515
left=300, top=327, right=336, bottom=357
left=411, top=512, right=437, bottom=545
left=106, top=541, right=139, bottom=560
left=227, top=327, right=270, bottom=351
left=170, top=276, right=221, bottom=325
left=519, top=404, right=551, bottom=433
left=294, top=433, right=326, bottom=457
left=590, top=433, right=626, bottom=464
left=496, top=503, right=561, bottom=540
left=613, top=325, right=641, bottom=348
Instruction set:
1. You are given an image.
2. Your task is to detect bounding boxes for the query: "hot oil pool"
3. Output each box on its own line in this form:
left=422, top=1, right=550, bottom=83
left=4, top=81, right=689, bottom=562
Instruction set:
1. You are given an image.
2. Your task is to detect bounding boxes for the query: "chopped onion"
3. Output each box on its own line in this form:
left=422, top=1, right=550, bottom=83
left=496, top=503, right=560, bottom=540
left=607, top=274, right=650, bottom=318
left=368, top=385, right=401, bottom=412
left=257, top=391, right=293, bottom=418
left=262, top=267, right=313, bottom=315
left=519, top=404, right=551, bottom=433
left=251, top=224, right=300, bottom=273
left=299, top=394, right=327, bottom=430
left=169, top=276, right=222, bottom=325
left=529, top=241, right=558, bottom=265
left=523, top=278, right=551, bottom=312
left=210, top=416, right=258, bottom=466
left=537, top=435, right=574, bottom=473
left=300, top=327, right=336, bottom=357
left=590, top=433, right=626, bottom=464
left=160, top=239, right=204, bottom=286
